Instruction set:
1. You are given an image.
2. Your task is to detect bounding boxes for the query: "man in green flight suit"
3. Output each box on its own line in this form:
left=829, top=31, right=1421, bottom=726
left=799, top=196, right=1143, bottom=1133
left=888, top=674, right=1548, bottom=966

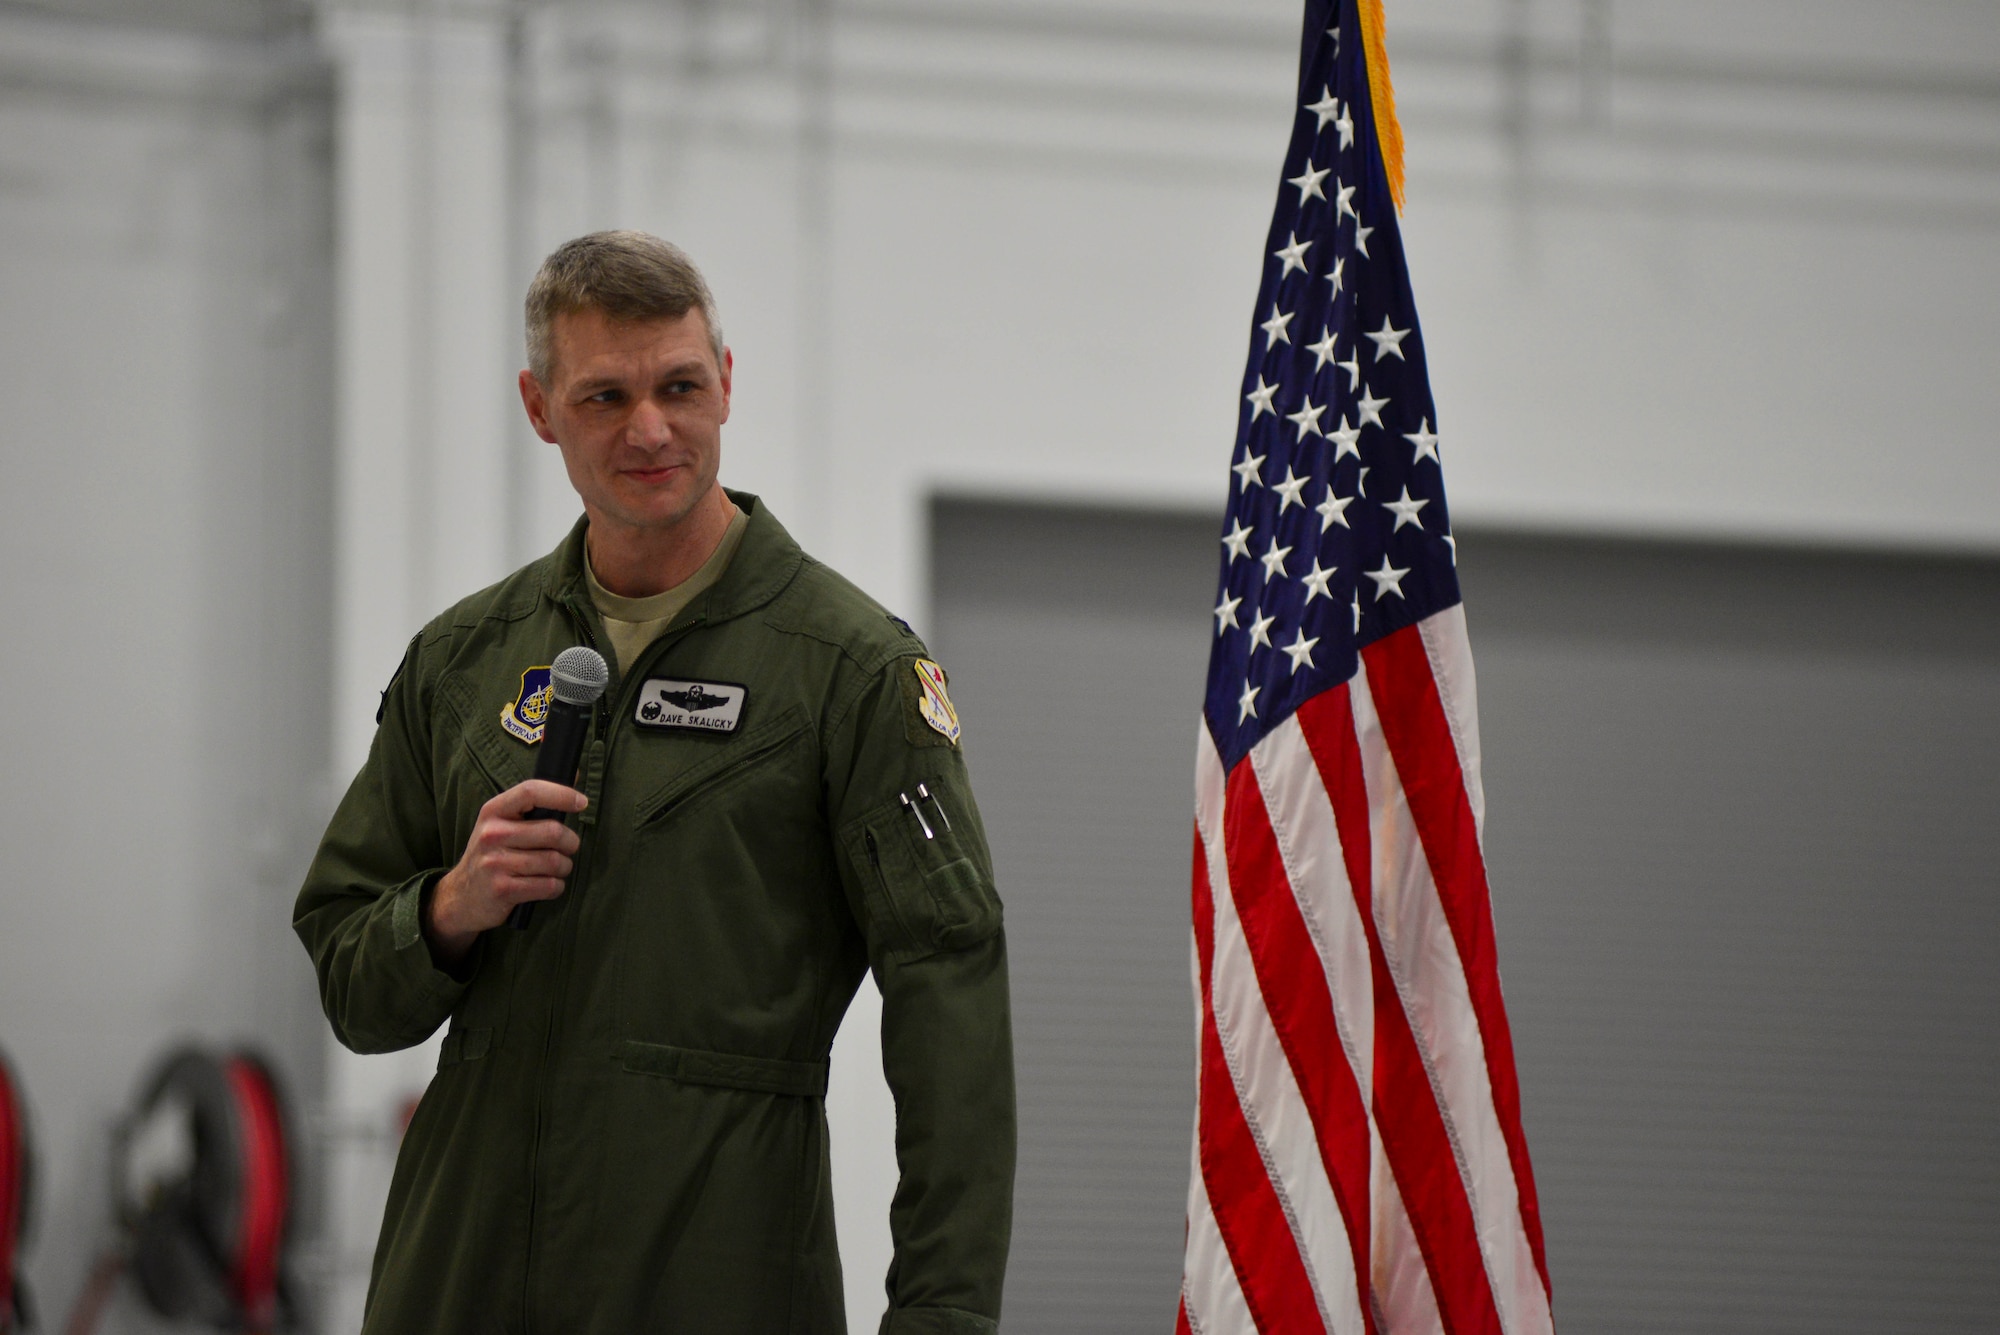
left=295, top=231, right=1015, bottom=1334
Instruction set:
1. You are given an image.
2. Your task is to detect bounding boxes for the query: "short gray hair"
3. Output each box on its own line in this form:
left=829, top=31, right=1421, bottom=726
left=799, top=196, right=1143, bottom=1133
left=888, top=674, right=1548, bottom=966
left=524, top=230, right=725, bottom=384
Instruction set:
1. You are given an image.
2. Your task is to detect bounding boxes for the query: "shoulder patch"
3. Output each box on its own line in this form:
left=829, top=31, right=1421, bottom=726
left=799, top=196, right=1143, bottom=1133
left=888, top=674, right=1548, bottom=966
left=906, top=658, right=962, bottom=745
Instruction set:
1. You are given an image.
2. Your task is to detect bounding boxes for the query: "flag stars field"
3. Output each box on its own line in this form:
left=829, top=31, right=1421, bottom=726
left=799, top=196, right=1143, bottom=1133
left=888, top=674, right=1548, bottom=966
left=1209, top=0, right=1467, bottom=745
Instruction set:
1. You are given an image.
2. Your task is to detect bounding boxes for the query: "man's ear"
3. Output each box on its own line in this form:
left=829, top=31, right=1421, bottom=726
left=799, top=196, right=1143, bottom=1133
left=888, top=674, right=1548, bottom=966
left=519, top=369, right=559, bottom=444
left=718, top=346, right=733, bottom=425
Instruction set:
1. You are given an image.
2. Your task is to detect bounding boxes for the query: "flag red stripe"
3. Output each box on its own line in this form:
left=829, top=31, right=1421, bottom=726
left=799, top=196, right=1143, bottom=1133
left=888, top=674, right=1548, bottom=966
left=1362, top=630, right=1552, bottom=1293
left=1193, top=828, right=1326, bottom=1335
left=1177, top=1295, right=1194, bottom=1335
left=1295, top=683, right=1505, bottom=1335
left=1223, top=760, right=1375, bottom=1326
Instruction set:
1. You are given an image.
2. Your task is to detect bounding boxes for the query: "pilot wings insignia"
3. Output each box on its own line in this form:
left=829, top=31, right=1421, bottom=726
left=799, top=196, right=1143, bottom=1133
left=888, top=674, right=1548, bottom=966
left=659, top=684, right=729, bottom=713
left=633, top=677, right=747, bottom=733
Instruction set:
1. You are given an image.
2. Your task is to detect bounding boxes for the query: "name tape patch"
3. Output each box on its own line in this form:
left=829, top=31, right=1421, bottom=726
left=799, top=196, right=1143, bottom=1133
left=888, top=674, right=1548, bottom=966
left=635, top=678, right=747, bottom=733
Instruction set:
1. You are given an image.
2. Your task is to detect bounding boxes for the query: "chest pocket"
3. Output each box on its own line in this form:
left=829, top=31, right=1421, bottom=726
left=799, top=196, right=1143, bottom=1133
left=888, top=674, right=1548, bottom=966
left=633, top=704, right=812, bottom=828
left=845, top=774, right=1001, bottom=961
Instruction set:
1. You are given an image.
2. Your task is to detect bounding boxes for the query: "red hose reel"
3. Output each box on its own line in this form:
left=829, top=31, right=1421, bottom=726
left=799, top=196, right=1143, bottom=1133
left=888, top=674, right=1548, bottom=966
left=0, top=1046, right=33, bottom=1334
left=67, top=1045, right=296, bottom=1335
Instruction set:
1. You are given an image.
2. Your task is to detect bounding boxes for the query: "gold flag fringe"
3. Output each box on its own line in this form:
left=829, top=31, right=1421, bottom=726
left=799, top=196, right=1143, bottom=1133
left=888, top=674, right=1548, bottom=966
left=1355, top=0, right=1407, bottom=212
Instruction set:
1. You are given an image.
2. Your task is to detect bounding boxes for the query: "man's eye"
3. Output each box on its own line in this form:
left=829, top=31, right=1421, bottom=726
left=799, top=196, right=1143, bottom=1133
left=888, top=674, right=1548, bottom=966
left=588, top=390, right=623, bottom=404
left=666, top=380, right=698, bottom=395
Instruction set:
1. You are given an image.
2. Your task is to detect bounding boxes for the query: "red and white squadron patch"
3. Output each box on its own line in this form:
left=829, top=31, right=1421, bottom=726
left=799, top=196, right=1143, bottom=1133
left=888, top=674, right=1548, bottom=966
left=912, top=659, right=961, bottom=745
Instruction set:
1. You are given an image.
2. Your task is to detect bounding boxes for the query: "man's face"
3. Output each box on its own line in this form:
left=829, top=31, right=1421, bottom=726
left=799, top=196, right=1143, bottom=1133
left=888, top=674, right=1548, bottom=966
left=519, top=306, right=732, bottom=537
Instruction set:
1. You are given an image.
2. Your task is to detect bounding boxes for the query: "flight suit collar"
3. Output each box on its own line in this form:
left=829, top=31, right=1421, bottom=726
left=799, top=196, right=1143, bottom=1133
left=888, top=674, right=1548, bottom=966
left=542, top=489, right=805, bottom=633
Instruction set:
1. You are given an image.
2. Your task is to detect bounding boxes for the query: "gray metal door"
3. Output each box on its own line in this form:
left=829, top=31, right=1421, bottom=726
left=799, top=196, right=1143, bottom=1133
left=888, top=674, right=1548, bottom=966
left=931, top=498, right=2000, bottom=1334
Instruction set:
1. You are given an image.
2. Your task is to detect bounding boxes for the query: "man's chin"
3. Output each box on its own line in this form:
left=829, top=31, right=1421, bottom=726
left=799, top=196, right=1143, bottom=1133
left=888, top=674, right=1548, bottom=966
left=593, top=491, right=704, bottom=533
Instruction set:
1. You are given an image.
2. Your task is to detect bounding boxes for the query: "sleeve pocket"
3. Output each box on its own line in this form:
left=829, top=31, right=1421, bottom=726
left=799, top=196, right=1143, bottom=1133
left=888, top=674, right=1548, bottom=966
left=923, top=857, right=998, bottom=950
left=846, top=795, right=1002, bottom=961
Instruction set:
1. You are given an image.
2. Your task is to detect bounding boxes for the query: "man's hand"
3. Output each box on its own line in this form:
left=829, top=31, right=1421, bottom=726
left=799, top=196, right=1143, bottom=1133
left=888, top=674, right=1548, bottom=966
left=424, top=779, right=588, bottom=966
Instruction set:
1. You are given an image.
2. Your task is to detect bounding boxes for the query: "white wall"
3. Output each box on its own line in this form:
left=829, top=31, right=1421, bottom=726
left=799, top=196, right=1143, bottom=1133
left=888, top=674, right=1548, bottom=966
left=0, top=8, right=335, bottom=1328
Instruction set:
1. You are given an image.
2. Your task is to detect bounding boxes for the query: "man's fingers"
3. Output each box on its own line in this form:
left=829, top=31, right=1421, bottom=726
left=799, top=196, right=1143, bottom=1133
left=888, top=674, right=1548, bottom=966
left=501, top=876, right=568, bottom=905
left=494, top=820, right=582, bottom=854
left=497, top=849, right=573, bottom=880
left=511, top=779, right=588, bottom=816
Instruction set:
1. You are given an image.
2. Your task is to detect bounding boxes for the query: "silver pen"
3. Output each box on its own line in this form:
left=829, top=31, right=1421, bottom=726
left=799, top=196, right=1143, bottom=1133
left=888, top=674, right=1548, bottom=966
left=916, top=783, right=952, bottom=832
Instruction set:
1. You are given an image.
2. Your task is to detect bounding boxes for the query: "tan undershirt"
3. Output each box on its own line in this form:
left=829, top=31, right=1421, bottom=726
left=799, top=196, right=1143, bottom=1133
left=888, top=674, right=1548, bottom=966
left=586, top=509, right=750, bottom=676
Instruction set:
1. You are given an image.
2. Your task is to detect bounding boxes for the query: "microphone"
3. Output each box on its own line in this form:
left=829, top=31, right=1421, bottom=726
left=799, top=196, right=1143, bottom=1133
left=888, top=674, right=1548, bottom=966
left=510, top=645, right=610, bottom=930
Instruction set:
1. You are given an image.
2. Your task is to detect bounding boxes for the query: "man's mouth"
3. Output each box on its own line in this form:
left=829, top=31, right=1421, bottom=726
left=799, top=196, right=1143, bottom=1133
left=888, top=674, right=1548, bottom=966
left=624, top=464, right=681, bottom=484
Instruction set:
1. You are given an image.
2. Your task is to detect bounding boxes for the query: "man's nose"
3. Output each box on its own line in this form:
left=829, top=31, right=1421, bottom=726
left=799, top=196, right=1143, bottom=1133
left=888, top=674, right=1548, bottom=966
left=628, top=398, right=672, bottom=447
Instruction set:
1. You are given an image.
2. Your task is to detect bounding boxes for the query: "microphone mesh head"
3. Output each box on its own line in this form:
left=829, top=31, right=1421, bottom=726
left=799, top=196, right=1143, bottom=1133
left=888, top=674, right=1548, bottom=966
left=550, top=645, right=611, bottom=705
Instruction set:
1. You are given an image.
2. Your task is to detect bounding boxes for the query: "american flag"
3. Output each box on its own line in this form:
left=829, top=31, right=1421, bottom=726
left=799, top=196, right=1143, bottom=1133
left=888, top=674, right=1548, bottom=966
left=1178, top=2, right=1553, bottom=1333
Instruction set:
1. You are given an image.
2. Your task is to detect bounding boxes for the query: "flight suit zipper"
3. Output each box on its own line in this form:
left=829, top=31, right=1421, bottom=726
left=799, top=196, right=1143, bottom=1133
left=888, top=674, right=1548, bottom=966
left=522, top=603, right=707, bottom=1333
left=522, top=607, right=606, bottom=1334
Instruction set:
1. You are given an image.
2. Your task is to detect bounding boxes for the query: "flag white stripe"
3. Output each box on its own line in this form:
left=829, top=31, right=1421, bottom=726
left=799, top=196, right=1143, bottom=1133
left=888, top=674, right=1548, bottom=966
left=1353, top=650, right=1554, bottom=1335
left=1418, top=605, right=1486, bottom=838
left=1421, top=608, right=1553, bottom=1322
left=1371, top=1120, right=1445, bottom=1335
left=1199, top=733, right=1364, bottom=1335
left=1183, top=1151, right=1258, bottom=1335
left=1249, top=715, right=1375, bottom=1105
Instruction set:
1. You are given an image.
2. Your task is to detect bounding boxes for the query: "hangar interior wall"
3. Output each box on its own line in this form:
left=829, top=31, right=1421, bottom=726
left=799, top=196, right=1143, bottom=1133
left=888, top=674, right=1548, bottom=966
left=0, top=10, right=336, bottom=1329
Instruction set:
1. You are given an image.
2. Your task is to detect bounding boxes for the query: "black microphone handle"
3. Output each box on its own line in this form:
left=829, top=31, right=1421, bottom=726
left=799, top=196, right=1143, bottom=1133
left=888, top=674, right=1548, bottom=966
left=509, top=696, right=594, bottom=930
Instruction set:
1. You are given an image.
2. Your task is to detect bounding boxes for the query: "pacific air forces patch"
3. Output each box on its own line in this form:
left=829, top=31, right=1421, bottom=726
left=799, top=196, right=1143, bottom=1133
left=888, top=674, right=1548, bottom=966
left=909, top=658, right=961, bottom=746
left=501, top=665, right=554, bottom=743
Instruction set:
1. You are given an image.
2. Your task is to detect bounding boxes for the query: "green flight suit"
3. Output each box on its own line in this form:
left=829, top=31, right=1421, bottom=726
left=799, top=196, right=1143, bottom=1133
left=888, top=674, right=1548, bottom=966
left=295, top=494, right=1015, bottom=1335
